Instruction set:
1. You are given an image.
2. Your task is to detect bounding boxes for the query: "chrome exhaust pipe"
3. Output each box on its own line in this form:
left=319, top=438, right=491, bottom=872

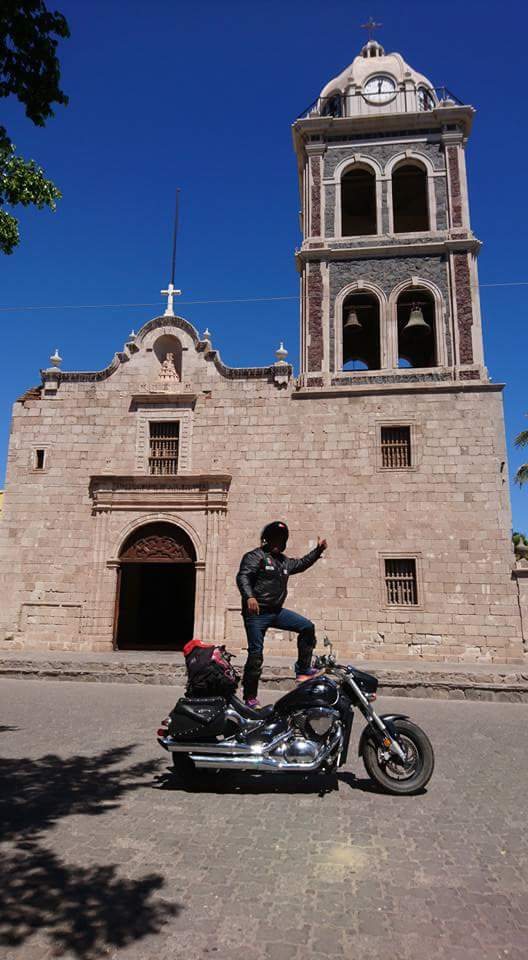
left=190, top=728, right=342, bottom=773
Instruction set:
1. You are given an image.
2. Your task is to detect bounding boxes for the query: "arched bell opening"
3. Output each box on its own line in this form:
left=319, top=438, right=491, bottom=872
left=397, top=289, right=437, bottom=368
left=341, top=167, right=377, bottom=236
left=115, top=521, right=196, bottom=651
left=342, top=292, right=381, bottom=371
left=392, top=162, right=429, bottom=233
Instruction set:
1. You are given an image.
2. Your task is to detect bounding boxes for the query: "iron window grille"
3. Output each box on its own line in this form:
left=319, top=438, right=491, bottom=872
left=385, top=558, right=418, bottom=606
left=381, top=426, right=412, bottom=468
left=148, top=421, right=180, bottom=476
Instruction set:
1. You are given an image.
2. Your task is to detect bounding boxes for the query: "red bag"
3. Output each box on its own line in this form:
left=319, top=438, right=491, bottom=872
left=183, top=638, right=239, bottom=697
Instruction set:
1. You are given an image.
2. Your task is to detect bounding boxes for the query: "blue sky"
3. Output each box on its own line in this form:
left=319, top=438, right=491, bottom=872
left=1, top=0, right=527, bottom=530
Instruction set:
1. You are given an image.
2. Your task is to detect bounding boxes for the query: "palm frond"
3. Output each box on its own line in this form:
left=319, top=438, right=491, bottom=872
left=514, top=463, right=528, bottom=486
left=515, top=429, right=528, bottom=448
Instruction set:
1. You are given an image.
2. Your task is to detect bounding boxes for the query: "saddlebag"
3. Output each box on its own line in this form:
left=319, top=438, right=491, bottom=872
left=168, top=696, right=226, bottom=740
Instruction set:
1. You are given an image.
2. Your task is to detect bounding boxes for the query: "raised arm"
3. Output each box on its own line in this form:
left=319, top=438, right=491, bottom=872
left=285, top=539, right=326, bottom=576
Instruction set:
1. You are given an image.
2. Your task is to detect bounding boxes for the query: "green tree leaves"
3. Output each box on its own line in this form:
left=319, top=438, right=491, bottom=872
left=0, top=1, right=69, bottom=253
left=514, top=421, right=528, bottom=486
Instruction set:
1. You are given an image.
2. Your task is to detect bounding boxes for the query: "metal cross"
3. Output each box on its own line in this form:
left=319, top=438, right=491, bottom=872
left=361, top=16, right=382, bottom=40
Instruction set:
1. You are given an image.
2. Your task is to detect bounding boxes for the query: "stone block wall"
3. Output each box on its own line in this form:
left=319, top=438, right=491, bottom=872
left=0, top=316, right=523, bottom=663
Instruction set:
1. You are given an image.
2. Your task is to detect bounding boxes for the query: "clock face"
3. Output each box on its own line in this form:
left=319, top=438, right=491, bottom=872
left=363, top=74, right=397, bottom=104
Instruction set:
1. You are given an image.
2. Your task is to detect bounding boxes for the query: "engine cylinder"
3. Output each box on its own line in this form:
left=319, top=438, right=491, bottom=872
left=283, top=737, right=319, bottom=764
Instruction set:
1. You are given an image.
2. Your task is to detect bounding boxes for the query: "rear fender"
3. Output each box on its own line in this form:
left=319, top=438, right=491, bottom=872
left=358, top=714, right=409, bottom=756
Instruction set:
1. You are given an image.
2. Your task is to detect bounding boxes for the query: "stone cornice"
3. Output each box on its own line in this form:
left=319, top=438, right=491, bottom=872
left=296, top=235, right=481, bottom=264
left=130, top=393, right=198, bottom=408
left=89, top=473, right=231, bottom=513
left=292, top=381, right=504, bottom=400
left=292, top=105, right=475, bottom=154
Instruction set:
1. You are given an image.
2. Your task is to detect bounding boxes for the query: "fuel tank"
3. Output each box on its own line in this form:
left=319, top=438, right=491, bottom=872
left=274, top=675, right=339, bottom=714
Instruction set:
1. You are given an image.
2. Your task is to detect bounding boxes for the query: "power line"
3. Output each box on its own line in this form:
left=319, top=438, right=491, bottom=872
left=479, top=281, right=528, bottom=288
left=0, top=283, right=526, bottom=313
left=0, top=295, right=299, bottom=312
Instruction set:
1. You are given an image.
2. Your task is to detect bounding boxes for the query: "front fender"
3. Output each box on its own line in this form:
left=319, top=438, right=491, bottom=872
left=358, top=714, right=409, bottom=756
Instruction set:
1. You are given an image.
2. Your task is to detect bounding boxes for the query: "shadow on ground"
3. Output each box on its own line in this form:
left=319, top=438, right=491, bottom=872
left=154, top=765, right=388, bottom=796
left=0, top=746, right=180, bottom=958
left=0, top=842, right=180, bottom=959
left=0, top=745, right=161, bottom=841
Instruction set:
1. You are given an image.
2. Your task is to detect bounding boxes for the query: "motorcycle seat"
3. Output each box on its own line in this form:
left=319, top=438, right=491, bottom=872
left=230, top=695, right=274, bottom=721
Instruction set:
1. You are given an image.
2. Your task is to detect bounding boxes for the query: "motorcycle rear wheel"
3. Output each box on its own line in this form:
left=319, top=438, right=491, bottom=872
left=362, top=719, right=434, bottom=795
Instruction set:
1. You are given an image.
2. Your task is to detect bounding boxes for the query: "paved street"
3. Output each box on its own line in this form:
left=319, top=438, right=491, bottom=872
left=0, top=679, right=527, bottom=960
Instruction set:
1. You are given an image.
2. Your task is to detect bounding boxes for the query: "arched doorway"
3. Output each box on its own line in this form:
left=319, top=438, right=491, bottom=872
left=115, top=522, right=196, bottom=650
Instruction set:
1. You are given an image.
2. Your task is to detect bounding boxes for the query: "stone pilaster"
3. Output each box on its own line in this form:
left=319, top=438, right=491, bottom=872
left=446, top=144, right=464, bottom=228
left=306, top=262, right=324, bottom=372
left=453, top=252, right=474, bottom=365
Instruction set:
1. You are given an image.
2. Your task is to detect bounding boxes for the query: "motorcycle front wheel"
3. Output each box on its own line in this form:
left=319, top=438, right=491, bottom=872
left=362, top=719, right=434, bottom=795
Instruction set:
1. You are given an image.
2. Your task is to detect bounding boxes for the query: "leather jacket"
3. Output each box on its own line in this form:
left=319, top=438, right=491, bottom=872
left=236, top=545, right=324, bottom=613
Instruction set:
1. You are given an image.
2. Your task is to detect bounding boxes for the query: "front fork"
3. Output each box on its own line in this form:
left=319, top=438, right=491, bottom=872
left=357, top=712, right=409, bottom=763
left=342, top=674, right=408, bottom=763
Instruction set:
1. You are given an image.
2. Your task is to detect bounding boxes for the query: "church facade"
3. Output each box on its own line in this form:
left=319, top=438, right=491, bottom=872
left=1, top=42, right=526, bottom=662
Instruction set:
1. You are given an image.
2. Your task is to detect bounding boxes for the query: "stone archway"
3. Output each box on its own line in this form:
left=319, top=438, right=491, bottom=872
left=114, top=522, right=196, bottom=650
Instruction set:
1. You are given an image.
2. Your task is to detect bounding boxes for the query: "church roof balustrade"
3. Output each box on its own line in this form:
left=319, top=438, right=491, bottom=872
left=296, top=85, right=465, bottom=122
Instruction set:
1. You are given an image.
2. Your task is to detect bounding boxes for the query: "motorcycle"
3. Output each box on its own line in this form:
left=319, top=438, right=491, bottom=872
left=157, top=642, right=434, bottom=795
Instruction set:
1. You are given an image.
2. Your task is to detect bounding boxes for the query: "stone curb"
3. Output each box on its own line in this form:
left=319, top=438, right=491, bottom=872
left=1, top=658, right=528, bottom=702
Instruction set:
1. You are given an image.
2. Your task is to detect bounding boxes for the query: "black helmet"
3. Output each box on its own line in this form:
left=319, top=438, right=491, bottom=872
left=261, top=521, right=289, bottom=546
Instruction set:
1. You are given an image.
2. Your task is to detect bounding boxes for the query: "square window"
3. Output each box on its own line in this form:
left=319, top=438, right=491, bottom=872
left=384, top=558, right=418, bottom=606
left=35, top=449, right=46, bottom=470
left=148, top=422, right=179, bottom=476
left=381, top=425, right=411, bottom=468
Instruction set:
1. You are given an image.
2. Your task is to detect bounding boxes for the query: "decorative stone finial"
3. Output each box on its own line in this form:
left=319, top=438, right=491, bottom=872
left=128, top=329, right=136, bottom=341
left=275, top=342, right=288, bottom=365
left=50, top=349, right=62, bottom=370
left=203, top=328, right=212, bottom=341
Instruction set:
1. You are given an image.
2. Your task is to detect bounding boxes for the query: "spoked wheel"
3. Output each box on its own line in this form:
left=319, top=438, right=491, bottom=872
left=362, top=719, right=434, bottom=795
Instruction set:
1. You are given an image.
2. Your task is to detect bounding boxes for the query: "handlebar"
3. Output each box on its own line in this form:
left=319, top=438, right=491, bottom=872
left=314, top=654, right=349, bottom=673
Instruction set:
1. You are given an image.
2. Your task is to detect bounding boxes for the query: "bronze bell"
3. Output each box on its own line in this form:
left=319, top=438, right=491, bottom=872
left=343, top=309, right=362, bottom=332
left=402, top=304, right=431, bottom=336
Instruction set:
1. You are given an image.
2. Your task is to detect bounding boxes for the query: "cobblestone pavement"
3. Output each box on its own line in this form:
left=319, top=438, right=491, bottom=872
left=0, top=679, right=527, bottom=960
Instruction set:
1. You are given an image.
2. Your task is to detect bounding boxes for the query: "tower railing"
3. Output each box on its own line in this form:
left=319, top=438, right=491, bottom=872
left=295, top=86, right=465, bottom=121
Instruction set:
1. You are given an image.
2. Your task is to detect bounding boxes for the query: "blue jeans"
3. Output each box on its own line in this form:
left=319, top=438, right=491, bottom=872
left=242, top=607, right=316, bottom=700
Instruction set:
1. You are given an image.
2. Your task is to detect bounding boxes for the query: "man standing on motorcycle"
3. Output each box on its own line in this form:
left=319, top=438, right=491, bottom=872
left=236, top=521, right=327, bottom=707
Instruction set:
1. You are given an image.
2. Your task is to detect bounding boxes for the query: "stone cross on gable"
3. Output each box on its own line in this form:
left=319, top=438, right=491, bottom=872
left=161, top=282, right=182, bottom=317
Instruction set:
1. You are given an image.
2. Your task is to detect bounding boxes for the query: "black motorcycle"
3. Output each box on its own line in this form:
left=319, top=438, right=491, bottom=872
left=157, top=645, right=434, bottom=795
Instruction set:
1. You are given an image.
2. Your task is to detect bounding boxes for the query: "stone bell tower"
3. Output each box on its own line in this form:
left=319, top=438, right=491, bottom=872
left=293, top=38, right=484, bottom=385
left=289, top=38, right=525, bottom=663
